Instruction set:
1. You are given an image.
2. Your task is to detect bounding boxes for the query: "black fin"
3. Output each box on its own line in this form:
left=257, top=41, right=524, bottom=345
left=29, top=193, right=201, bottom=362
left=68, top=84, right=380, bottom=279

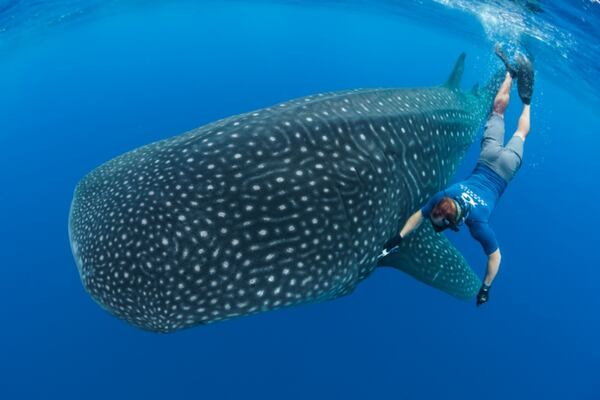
left=495, top=44, right=518, bottom=78
left=445, top=52, right=466, bottom=90
left=516, top=53, right=534, bottom=105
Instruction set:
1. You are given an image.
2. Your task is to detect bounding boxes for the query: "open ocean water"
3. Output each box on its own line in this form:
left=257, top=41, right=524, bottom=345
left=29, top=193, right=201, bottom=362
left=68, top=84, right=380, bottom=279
left=1, top=1, right=599, bottom=399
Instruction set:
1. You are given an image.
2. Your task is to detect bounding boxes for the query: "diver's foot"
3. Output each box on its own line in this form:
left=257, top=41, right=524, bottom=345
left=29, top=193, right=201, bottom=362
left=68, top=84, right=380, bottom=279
left=516, top=52, right=534, bottom=105
left=495, top=44, right=518, bottom=78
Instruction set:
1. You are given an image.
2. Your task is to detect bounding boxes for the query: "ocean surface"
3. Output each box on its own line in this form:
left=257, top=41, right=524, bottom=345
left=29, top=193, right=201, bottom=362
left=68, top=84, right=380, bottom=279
left=1, top=1, right=599, bottom=399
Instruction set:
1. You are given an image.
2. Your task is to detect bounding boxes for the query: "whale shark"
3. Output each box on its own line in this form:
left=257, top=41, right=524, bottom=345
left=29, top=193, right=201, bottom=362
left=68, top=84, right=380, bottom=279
left=69, top=53, right=504, bottom=333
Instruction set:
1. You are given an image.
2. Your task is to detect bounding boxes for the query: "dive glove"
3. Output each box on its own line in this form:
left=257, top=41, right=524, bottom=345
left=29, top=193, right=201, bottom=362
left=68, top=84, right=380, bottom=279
left=476, top=283, right=491, bottom=306
left=383, top=234, right=403, bottom=252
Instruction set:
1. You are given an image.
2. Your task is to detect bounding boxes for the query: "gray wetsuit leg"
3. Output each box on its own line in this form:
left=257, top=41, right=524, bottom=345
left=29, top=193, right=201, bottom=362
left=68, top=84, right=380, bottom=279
left=478, top=113, right=524, bottom=182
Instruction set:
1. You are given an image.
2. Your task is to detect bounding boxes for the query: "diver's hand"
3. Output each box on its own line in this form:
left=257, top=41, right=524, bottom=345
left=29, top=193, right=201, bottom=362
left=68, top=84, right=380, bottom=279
left=476, top=283, right=491, bottom=306
left=383, top=233, right=403, bottom=252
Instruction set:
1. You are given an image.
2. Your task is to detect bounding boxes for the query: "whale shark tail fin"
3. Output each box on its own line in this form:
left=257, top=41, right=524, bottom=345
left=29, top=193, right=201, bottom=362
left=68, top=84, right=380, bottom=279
left=445, top=52, right=466, bottom=90
left=377, top=223, right=481, bottom=300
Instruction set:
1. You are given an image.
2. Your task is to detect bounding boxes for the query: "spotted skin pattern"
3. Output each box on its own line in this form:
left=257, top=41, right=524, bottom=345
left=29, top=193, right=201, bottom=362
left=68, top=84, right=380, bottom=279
left=69, top=55, right=503, bottom=332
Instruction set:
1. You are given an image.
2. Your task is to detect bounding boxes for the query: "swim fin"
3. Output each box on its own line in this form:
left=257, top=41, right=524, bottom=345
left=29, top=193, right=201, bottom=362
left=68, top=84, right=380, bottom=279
left=495, top=44, right=518, bottom=78
left=516, top=53, right=534, bottom=105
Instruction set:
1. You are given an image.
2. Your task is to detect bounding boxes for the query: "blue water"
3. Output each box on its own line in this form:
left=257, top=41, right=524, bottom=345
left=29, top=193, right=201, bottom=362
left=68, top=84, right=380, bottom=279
left=1, top=1, right=599, bottom=399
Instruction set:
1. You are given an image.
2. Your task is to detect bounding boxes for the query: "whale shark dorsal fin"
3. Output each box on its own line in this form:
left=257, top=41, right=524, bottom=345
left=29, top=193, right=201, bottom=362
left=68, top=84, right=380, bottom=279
left=445, top=52, right=466, bottom=90
left=377, top=223, right=481, bottom=299
left=470, top=83, right=480, bottom=95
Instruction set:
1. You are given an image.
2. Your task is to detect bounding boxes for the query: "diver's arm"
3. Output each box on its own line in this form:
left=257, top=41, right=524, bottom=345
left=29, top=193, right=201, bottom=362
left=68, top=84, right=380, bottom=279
left=399, top=210, right=424, bottom=238
left=468, top=222, right=501, bottom=286
left=483, top=248, right=501, bottom=286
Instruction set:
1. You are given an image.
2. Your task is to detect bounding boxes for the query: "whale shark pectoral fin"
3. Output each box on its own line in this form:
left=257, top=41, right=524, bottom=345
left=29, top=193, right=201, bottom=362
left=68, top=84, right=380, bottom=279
left=444, top=52, right=466, bottom=90
left=377, top=224, right=481, bottom=300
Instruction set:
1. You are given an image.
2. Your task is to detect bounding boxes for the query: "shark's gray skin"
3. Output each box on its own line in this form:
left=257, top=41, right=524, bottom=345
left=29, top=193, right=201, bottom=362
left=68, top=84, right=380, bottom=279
left=69, top=54, right=504, bottom=333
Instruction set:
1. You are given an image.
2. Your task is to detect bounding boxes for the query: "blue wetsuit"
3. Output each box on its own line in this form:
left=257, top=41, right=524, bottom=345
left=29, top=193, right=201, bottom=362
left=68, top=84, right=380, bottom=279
left=421, top=163, right=507, bottom=255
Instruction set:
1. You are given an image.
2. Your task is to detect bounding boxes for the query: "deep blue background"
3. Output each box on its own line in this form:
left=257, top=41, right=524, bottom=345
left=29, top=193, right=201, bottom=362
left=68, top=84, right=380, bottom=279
left=1, top=2, right=599, bottom=399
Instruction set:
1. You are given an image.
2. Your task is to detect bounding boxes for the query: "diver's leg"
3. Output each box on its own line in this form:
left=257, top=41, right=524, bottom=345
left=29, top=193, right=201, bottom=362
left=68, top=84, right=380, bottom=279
left=494, top=55, right=533, bottom=180
left=494, top=105, right=529, bottom=182
left=479, top=73, right=511, bottom=160
left=493, top=72, right=513, bottom=116
left=513, top=104, right=531, bottom=141
left=478, top=49, right=515, bottom=168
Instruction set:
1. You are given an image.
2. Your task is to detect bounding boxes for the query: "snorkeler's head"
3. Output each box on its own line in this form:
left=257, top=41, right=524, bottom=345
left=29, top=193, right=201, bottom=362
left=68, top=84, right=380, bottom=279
left=430, top=197, right=462, bottom=233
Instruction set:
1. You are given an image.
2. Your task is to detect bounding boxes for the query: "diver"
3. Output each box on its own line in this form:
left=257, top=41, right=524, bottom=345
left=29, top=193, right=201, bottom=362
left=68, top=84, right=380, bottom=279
left=383, top=45, right=534, bottom=306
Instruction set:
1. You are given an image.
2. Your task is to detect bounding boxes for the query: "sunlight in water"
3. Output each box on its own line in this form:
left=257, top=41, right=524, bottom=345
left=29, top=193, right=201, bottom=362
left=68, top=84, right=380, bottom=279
left=434, top=0, right=574, bottom=58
